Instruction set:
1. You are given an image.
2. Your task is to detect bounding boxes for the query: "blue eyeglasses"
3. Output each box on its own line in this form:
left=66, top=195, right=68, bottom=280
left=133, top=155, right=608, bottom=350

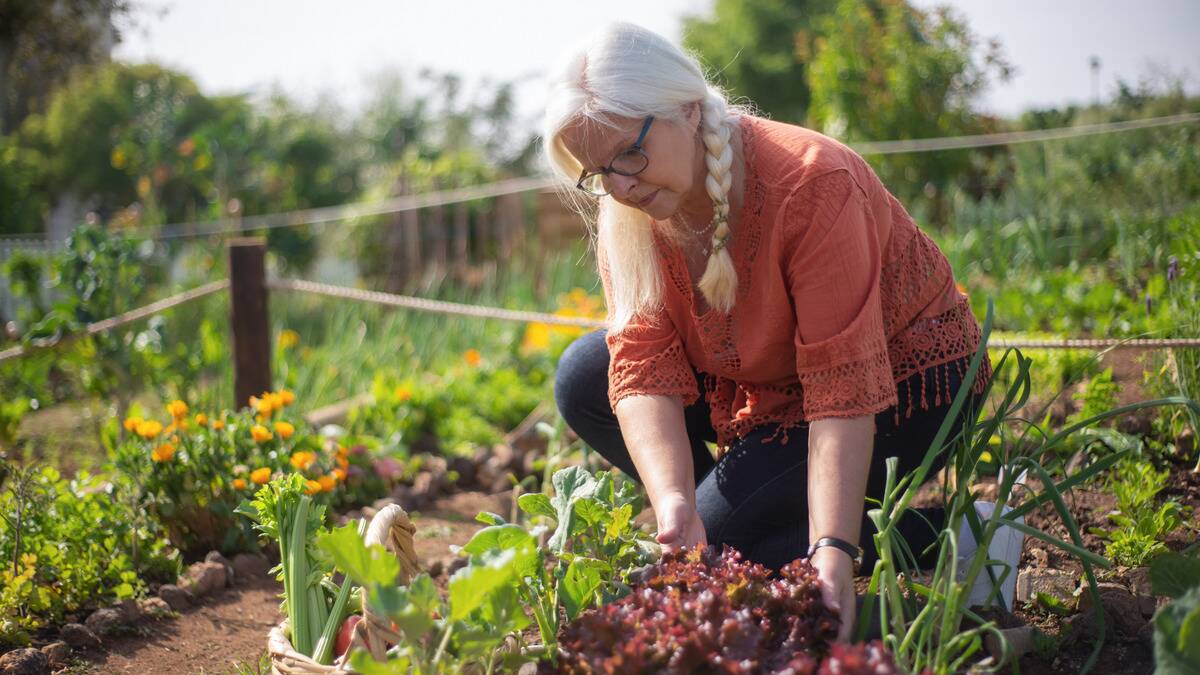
left=576, top=116, right=654, bottom=196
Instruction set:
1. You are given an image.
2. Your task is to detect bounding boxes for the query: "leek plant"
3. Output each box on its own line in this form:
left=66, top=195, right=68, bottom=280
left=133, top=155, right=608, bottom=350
left=860, top=300, right=1200, bottom=674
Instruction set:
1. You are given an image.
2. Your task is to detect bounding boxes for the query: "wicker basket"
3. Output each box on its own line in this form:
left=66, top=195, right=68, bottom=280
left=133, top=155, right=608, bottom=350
left=268, top=504, right=421, bottom=674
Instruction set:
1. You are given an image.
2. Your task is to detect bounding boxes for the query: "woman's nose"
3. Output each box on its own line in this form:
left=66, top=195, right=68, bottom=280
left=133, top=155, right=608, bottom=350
left=605, top=173, right=639, bottom=200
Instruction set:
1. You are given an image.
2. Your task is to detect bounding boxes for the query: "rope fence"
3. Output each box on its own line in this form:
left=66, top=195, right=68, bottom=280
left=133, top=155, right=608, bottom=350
left=0, top=279, right=229, bottom=365
left=8, top=111, right=1190, bottom=248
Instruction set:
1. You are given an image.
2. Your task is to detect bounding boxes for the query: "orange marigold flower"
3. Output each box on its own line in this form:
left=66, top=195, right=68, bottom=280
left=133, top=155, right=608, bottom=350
left=135, top=419, right=164, bottom=439
left=335, top=455, right=349, bottom=470
left=232, top=478, right=247, bottom=490
left=304, top=480, right=322, bottom=495
left=151, top=443, right=176, bottom=462
left=195, top=413, right=208, bottom=427
left=251, top=425, right=273, bottom=443
left=251, top=467, right=272, bottom=485
left=273, top=421, right=295, bottom=440
left=124, top=416, right=143, bottom=432
left=289, top=451, right=316, bottom=471
left=393, top=387, right=412, bottom=402
left=211, top=419, right=225, bottom=431
left=332, top=467, right=347, bottom=482
left=317, top=475, right=336, bottom=492
left=955, top=281, right=968, bottom=296
left=464, top=348, right=482, bottom=367
left=278, top=389, right=295, bottom=406
left=167, top=399, right=188, bottom=419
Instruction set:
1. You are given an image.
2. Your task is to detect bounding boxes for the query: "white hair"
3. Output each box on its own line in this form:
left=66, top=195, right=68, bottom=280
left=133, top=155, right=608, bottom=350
left=542, top=22, right=742, bottom=331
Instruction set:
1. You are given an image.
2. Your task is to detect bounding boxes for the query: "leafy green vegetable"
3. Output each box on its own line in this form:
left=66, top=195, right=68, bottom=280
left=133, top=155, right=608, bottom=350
left=1154, top=585, right=1200, bottom=674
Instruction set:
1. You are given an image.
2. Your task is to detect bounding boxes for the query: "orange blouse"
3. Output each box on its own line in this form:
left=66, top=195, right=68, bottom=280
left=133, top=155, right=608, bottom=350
left=601, top=115, right=992, bottom=454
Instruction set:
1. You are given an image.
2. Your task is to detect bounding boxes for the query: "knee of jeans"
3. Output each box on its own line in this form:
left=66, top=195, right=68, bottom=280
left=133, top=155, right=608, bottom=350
left=553, top=330, right=609, bottom=427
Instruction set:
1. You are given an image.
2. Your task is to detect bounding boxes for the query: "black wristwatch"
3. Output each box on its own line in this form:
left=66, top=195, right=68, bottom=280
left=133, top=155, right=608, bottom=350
left=807, top=536, right=864, bottom=569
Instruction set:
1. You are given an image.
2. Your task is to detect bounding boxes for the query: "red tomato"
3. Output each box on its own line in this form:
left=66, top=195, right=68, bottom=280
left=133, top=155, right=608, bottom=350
left=335, top=614, right=363, bottom=658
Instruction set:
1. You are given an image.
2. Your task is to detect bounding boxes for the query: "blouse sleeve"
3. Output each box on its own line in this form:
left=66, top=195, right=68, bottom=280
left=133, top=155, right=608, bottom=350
left=783, top=169, right=898, bottom=420
left=597, top=246, right=699, bottom=411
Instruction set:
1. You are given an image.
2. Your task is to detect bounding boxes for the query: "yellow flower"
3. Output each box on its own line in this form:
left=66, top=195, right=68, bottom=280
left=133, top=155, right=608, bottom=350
left=195, top=413, right=208, bottom=427
left=980, top=450, right=994, bottom=464
left=290, top=451, right=316, bottom=471
left=393, top=387, right=412, bottom=402
left=251, top=467, right=272, bottom=485
left=110, top=147, right=127, bottom=169
left=136, top=419, right=164, bottom=439
left=251, top=425, right=273, bottom=443
left=464, top=348, right=482, bottom=367
left=211, top=419, right=225, bottom=431
left=274, top=421, right=295, bottom=440
left=270, top=391, right=288, bottom=409
left=332, top=467, right=347, bottom=482
left=232, top=478, right=247, bottom=490
left=124, top=416, right=143, bottom=432
left=522, top=323, right=552, bottom=352
left=167, top=399, right=188, bottom=419
left=279, top=329, right=300, bottom=350
left=250, top=393, right=273, bottom=416
left=151, top=443, right=176, bottom=462
left=317, top=475, right=337, bottom=492
left=304, top=480, right=322, bottom=495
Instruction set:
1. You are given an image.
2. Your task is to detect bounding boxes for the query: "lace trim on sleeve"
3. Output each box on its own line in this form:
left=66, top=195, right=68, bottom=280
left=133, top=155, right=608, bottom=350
left=607, top=340, right=700, bottom=410
left=797, top=348, right=899, bottom=421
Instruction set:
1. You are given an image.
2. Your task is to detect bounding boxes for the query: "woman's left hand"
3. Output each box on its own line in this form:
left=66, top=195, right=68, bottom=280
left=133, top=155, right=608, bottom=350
left=810, top=547, right=857, bottom=643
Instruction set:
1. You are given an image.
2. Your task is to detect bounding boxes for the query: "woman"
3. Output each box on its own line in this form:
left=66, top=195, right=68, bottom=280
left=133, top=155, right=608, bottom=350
left=545, top=23, right=994, bottom=640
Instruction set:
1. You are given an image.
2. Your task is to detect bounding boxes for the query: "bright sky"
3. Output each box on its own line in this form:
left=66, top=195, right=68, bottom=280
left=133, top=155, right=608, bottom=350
left=114, top=0, right=1200, bottom=126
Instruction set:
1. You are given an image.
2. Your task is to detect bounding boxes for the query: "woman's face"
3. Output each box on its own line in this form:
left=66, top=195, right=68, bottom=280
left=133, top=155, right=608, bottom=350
left=559, top=106, right=704, bottom=220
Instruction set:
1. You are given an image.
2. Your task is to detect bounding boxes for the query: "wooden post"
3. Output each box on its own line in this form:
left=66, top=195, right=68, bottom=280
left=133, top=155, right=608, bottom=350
left=228, top=238, right=272, bottom=410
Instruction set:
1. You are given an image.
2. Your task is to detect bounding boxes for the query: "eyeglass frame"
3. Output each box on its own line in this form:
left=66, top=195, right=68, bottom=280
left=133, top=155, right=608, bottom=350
left=575, top=116, right=655, bottom=196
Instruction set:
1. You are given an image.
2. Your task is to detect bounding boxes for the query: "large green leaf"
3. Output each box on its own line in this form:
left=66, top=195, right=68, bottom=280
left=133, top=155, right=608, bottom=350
left=368, top=573, right=440, bottom=641
left=448, top=549, right=520, bottom=621
left=315, top=522, right=401, bottom=587
left=1154, top=585, right=1200, bottom=673
left=1151, top=552, right=1200, bottom=599
left=548, top=467, right=598, bottom=553
left=460, top=525, right=540, bottom=578
left=517, top=492, right=556, bottom=520
left=558, top=557, right=610, bottom=621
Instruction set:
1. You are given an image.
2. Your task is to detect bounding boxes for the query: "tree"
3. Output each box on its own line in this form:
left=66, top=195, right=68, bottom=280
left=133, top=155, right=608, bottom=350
left=805, top=0, right=1011, bottom=225
left=0, top=0, right=132, bottom=134
left=682, top=0, right=837, bottom=123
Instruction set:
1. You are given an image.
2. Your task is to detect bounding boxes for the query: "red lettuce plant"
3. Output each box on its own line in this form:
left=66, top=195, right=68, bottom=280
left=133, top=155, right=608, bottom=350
left=554, top=546, right=901, bottom=674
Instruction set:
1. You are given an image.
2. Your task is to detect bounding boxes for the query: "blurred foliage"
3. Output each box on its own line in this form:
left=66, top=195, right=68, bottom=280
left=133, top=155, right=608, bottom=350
left=0, top=0, right=133, bottom=135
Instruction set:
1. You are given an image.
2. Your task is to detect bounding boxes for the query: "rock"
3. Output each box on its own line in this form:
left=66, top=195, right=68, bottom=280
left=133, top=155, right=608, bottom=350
left=138, top=597, right=173, bottom=618
left=205, top=551, right=236, bottom=586
left=427, top=559, right=445, bottom=578
left=446, top=556, right=468, bottom=577
left=231, top=552, right=271, bottom=579
left=448, top=456, right=477, bottom=487
left=517, top=661, right=540, bottom=675
left=180, top=561, right=226, bottom=598
left=983, top=625, right=1035, bottom=661
left=1126, top=566, right=1153, bottom=596
left=1029, top=547, right=1049, bottom=568
left=411, top=471, right=436, bottom=500
left=372, top=497, right=398, bottom=512
left=491, top=443, right=516, bottom=471
left=1077, top=582, right=1146, bottom=636
left=1015, top=568, right=1077, bottom=604
left=0, top=647, right=48, bottom=675
left=83, top=607, right=123, bottom=636
left=110, top=598, right=141, bottom=624
left=157, top=584, right=194, bottom=611
left=58, top=623, right=100, bottom=650
left=39, top=642, right=69, bottom=669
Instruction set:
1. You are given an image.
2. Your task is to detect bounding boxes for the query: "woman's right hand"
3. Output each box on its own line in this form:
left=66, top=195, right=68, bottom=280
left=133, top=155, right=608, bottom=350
left=654, top=492, right=707, bottom=551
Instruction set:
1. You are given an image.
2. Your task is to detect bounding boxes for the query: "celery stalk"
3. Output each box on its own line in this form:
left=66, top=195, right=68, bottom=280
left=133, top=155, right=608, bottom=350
left=313, top=518, right=367, bottom=664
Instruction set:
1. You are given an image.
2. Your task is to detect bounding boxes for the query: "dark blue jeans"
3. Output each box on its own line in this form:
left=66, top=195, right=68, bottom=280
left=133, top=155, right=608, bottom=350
left=554, top=329, right=977, bottom=572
